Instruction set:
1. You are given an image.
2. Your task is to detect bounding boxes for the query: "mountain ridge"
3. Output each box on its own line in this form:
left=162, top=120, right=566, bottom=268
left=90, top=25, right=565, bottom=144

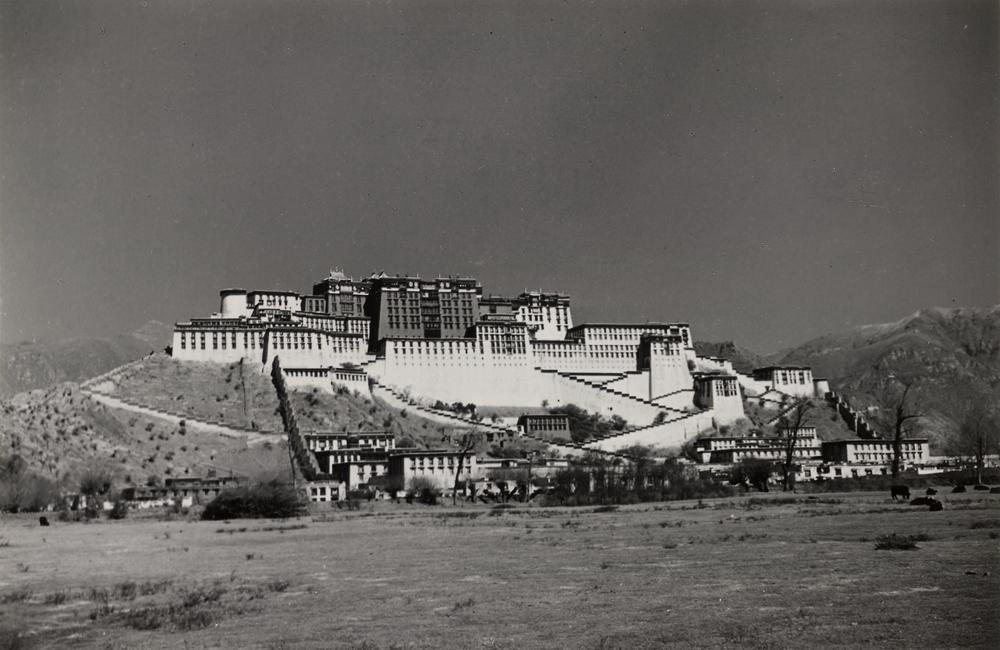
left=0, top=321, right=173, bottom=398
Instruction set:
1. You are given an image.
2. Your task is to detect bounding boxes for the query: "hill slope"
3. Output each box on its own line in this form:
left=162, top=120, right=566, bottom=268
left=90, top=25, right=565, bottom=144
left=0, top=321, right=173, bottom=397
left=98, top=354, right=467, bottom=446
left=775, top=305, right=1000, bottom=448
left=2, top=353, right=504, bottom=486
left=0, top=382, right=289, bottom=487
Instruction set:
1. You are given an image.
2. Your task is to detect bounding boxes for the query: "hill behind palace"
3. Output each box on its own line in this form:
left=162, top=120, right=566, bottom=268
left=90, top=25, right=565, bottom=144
left=770, top=305, right=1000, bottom=446
left=0, top=321, right=173, bottom=398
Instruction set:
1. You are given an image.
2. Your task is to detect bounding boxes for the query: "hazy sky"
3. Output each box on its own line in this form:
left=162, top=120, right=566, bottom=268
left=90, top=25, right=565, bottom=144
left=1, top=0, right=997, bottom=353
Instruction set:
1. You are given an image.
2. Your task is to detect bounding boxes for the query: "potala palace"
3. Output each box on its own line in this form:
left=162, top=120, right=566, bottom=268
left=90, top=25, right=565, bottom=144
left=171, top=269, right=828, bottom=453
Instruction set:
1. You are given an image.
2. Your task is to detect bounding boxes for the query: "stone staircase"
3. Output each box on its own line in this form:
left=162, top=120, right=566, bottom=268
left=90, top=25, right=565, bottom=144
left=546, top=369, right=690, bottom=417
left=369, top=378, right=628, bottom=459
left=369, top=379, right=516, bottom=441
left=826, top=391, right=879, bottom=439
left=271, top=358, right=335, bottom=482
left=764, top=395, right=808, bottom=426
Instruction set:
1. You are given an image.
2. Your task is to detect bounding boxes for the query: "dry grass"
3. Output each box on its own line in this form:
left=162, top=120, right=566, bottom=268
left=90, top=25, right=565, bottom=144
left=0, top=379, right=290, bottom=486
left=0, top=491, right=997, bottom=648
left=104, top=354, right=456, bottom=448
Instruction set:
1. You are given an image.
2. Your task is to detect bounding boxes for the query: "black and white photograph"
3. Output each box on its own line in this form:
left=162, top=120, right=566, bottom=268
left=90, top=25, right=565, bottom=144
left=1, top=0, right=998, bottom=647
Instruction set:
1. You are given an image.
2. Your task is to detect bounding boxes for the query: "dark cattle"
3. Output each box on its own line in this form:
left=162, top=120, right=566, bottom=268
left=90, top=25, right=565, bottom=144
left=952, top=485, right=967, bottom=493
left=973, top=484, right=990, bottom=491
left=928, top=499, right=943, bottom=511
left=990, top=487, right=1000, bottom=495
left=891, top=485, right=911, bottom=501
left=39, top=516, right=50, bottom=526
left=925, top=488, right=938, bottom=496
left=909, top=497, right=932, bottom=506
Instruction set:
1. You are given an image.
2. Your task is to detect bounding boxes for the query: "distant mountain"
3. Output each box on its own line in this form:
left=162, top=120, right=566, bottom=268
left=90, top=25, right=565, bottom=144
left=774, top=305, right=1000, bottom=447
left=693, top=341, right=765, bottom=374
left=0, top=321, right=173, bottom=398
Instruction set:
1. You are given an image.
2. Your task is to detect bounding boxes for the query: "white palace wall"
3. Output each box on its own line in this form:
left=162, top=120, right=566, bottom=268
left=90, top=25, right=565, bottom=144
left=376, top=342, right=666, bottom=425
left=172, top=328, right=367, bottom=369
left=261, top=330, right=366, bottom=368
left=530, top=370, right=665, bottom=425
left=600, top=371, right=648, bottom=398
left=649, top=354, right=693, bottom=400
left=381, top=338, right=541, bottom=406
left=283, top=368, right=371, bottom=397
left=172, top=328, right=266, bottom=364
left=652, top=390, right=697, bottom=410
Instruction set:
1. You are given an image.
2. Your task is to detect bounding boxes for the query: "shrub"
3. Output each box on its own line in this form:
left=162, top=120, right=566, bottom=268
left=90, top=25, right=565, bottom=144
left=408, top=477, right=438, bottom=505
left=0, top=455, right=60, bottom=512
left=201, top=481, right=307, bottom=520
left=874, top=533, right=921, bottom=550
left=108, top=499, right=129, bottom=520
left=730, top=458, right=773, bottom=492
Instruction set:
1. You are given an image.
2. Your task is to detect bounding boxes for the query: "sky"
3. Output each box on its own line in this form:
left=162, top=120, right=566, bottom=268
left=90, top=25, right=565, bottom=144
left=1, top=0, right=997, bottom=354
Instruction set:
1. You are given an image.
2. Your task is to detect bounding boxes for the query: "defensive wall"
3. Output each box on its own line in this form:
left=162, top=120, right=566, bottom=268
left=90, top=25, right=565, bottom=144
left=283, top=367, right=372, bottom=397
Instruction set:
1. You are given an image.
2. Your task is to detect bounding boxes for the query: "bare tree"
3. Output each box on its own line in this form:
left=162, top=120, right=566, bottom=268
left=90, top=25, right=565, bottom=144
left=951, top=403, right=999, bottom=485
left=79, top=466, right=113, bottom=516
left=451, top=431, right=479, bottom=505
left=876, top=380, right=925, bottom=480
left=776, top=400, right=813, bottom=492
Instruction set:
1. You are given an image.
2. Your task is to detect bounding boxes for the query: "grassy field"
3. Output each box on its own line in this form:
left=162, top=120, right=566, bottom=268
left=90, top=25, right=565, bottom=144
left=1, top=491, right=998, bottom=649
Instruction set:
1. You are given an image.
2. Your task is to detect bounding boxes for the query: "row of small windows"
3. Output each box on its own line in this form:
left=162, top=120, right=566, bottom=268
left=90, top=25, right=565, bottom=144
left=582, top=327, right=690, bottom=343
left=714, top=381, right=739, bottom=397
left=253, top=295, right=294, bottom=308
left=775, top=371, right=811, bottom=385
left=179, top=331, right=263, bottom=350
left=525, top=420, right=570, bottom=432
left=180, top=330, right=361, bottom=352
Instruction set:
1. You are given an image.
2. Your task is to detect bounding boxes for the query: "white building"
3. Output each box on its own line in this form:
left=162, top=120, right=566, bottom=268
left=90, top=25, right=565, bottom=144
left=170, top=269, right=824, bottom=452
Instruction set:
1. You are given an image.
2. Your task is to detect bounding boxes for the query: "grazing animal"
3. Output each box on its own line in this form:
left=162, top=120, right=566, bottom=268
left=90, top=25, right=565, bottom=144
left=928, top=498, right=943, bottom=511
left=925, top=488, right=938, bottom=496
left=990, top=487, right=1000, bottom=495
left=952, top=484, right=967, bottom=493
left=909, top=497, right=932, bottom=506
left=891, top=485, right=911, bottom=501
left=973, top=484, right=990, bottom=491
left=39, top=516, right=50, bottom=527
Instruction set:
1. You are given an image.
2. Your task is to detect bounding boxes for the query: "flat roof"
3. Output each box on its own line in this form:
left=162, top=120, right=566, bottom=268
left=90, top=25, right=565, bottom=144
left=823, top=438, right=928, bottom=444
left=385, top=336, right=476, bottom=342
left=268, top=326, right=362, bottom=336
left=754, top=365, right=812, bottom=372
left=567, top=322, right=689, bottom=331
left=304, top=430, right=392, bottom=437
left=389, top=449, right=474, bottom=457
left=294, top=312, right=370, bottom=320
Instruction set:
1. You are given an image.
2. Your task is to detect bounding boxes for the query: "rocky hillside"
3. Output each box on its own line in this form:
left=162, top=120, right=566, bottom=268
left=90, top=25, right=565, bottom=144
left=0, top=353, right=479, bottom=485
left=0, top=321, right=173, bottom=398
left=775, top=305, right=1000, bottom=447
left=0, top=383, right=289, bottom=488
left=99, top=354, right=465, bottom=446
